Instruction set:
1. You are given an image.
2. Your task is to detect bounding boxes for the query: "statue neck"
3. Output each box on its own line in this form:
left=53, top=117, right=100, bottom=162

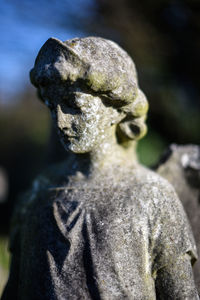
left=67, top=126, right=138, bottom=177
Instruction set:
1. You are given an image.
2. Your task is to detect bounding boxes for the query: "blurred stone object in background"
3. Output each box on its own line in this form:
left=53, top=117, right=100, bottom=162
left=156, top=144, right=200, bottom=293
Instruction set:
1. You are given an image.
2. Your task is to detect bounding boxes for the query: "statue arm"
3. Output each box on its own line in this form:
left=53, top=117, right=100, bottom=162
left=155, top=253, right=199, bottom=299
left=149, top=180, right=199, bottom=299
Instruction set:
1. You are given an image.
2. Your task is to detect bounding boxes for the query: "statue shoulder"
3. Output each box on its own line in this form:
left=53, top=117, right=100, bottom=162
left=133, top=165, right=192, bottom=229
left=133, top=164, right=177, bottom=195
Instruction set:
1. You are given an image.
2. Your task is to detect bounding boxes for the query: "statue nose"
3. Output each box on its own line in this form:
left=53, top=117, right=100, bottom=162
left=56, top=104, right=71, bottom=130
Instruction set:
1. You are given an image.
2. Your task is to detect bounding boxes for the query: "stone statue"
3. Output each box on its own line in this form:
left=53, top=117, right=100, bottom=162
left=1, top=37, right=199, bottom=300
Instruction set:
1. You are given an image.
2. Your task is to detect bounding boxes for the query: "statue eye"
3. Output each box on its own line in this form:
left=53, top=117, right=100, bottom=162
left=65, top=95, right=79, bottom=109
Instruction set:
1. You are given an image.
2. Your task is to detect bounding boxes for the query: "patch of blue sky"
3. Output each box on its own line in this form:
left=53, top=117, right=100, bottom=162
left=0, top=0, right=96, bottom=103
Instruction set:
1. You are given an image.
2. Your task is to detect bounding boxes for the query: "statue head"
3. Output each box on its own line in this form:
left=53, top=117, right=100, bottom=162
left=30, top=37, right=148, bottom=153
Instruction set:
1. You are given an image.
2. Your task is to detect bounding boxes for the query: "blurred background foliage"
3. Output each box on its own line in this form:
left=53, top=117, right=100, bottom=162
left=0, top=0, right=200, bottom=294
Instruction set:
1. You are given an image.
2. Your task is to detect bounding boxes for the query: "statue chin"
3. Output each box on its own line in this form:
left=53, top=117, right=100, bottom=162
left=60, top=136, right=91, bottom=154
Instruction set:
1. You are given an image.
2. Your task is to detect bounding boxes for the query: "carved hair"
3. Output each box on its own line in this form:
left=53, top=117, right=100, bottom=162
left=30, top=37, right=148, bottom=142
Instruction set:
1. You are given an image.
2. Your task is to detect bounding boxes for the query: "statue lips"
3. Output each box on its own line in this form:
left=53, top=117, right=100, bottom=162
left=64, top=131, right=75, bottom=138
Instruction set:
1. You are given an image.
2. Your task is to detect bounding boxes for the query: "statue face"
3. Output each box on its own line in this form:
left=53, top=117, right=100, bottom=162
left=40, top=85, right=121, bottom=153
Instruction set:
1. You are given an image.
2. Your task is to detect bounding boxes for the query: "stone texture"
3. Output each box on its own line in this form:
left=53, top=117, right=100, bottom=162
left=1, top=37, right=199, bottom=299
left=156, top=144, right=200, bottom=294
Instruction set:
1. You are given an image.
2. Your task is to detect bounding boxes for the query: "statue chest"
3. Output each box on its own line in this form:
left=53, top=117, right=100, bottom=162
left=19, top=186, right=156, bottom=299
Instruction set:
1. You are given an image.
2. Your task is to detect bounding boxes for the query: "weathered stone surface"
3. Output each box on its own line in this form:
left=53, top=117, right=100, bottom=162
left=1, top=37, right=199, bottom=299
left=156, top=144, right=200, bottom=294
